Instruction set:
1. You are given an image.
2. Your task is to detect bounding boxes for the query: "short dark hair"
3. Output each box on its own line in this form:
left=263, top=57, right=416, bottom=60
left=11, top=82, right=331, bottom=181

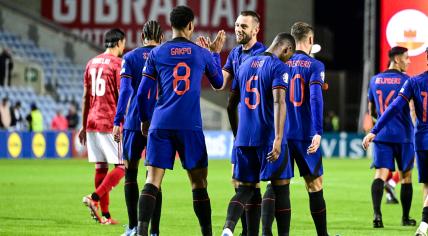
left=291, top=22, right=313, bottom=42
left=143, top=20, right=163, bottom=43
left=170, top=6, right=194, bottom=30
left=104, top=28, right=125, bottom=48
left=240, top=10, right=261, bottom=24
left=272, top=32, right=296, bottom=51
left=388, top=46, right=408, bottom=61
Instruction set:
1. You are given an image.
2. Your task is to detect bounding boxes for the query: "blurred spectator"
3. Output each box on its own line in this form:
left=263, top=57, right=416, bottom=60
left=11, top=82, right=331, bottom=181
left=0, top=97, right=12, bottom=129
left=26, top=103, right=43, bottom=132
left=324, top=110, right=340, bottom=132
left=11, top=101, right=25, bottom=130
left=51, top=110, right=68, bottom=131
left=0, top=46, right=13, bottom=86
left=66, top=103, right=79, bottom=129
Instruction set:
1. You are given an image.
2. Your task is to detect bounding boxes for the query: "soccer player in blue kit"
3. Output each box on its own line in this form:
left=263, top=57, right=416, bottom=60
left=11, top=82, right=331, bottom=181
left=222, top=11, right=266, bottom=236
left=362, top=47, right=428, bottom=236
left=221, top=33, right=295, bottom=236
left=135, top=6, right=225, bottom=236
left=366, top=46, right=416, bottom=228
left=112, top=21, right=163, bottom=236
left=285, top=22, right=328, bottom=236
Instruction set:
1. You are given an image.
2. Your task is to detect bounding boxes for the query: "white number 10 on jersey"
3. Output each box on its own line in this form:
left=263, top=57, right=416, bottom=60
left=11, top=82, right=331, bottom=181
left=90, top=68, right=106, bottom=97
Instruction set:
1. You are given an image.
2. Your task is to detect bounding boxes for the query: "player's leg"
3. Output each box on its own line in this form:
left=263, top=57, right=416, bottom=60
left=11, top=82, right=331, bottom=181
left=397, top=142, right=416, bottom=226
left=261, top=142, right=295, bottom=236
left=370, top=142, right=395, bottom=228
left=261, top=144, right=293, bottom=236
left=149, top=169, right=162, bottom=236
left=122, top=129, right=143, bottom=234
left=137, top=129, right=174, bottom=236
left=82, top=132, right=107, bottom=223
left=303, top=175, right=328, bottom=236
left=261, top=182, right=275, bottom=236
left=294, top=140, right=328, bottom=236
left=138, top=166, right=165, bottom=236
left=385, top=171, right=399, bottom=204
left=231, top=148, right=248, bottom=236
left=187, top=167, right=212, bottom=236
left=176, top=130, right=212, bottom=236
left=414, top=151, right=428, bottom=236
left=94, top=132, right=125, bottom=224
left=223, top=147, right=260, bottom=236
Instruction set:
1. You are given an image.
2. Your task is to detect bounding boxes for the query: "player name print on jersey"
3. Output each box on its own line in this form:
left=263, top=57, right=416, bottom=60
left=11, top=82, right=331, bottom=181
left=375, top=77, right=401, bottom=84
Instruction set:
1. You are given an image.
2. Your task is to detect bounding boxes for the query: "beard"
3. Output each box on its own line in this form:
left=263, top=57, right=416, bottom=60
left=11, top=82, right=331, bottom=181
left=236, top=33, right=252, bottom=45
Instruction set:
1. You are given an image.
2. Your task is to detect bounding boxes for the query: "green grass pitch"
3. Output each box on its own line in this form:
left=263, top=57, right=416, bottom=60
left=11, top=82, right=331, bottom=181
left=0, top=158, right=423, bottom=235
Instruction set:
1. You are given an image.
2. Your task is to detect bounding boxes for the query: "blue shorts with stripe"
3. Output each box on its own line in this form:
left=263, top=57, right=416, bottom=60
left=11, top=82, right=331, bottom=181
left=371, top=141, right=414, bottom=172
left=232, top=144, right=292, bottom=183
left=288, top=139, right=323, bottom=177
left=145, top=129, right=208, bottom=170
left=122, top=129, right=147, bottom=161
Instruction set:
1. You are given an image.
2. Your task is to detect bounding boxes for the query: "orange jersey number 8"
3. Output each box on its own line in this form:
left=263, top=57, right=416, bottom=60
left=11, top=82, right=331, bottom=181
left=173, top=62, right=191, bottom=95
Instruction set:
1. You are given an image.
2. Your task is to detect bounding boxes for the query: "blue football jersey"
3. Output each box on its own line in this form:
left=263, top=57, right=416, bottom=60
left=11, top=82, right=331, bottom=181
left=285, top=51, right=325, bottom=141
left=141, top=37, right=223, bottom=130
left=223, top=42, right=266, bottom=90
left=234, top=52, right=289, bottom=147
left=399, top=71, right=428, bottom=150
left=368, top=69, right=413, bottom=143
left=113, top=46, right=157, bottom=131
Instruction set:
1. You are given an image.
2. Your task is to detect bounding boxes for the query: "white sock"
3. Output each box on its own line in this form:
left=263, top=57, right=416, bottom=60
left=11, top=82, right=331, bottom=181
left=386, top=193, right=392, bottom=200
left=388, top=179, right=397, bottom=188
left=419, top=221, right=428, bottom=233
left=222, top=228, right=233, bottom=236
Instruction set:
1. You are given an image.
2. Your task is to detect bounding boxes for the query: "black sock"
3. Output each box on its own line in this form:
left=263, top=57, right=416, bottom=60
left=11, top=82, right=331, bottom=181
left=224, top=186, right=255, bottom=232
left=400, top=183, right=413, bottom=219
left=273, top=184, right=291, bottom=236
left=102, top=212, right=111, bottom=219
left=246, top=188, right=261, bottom=236
left=309, top=190, right=328, bottom=236
left=137, top=183, right=159, bottom=236
left=262, top=184, right=275, bottom=236
left=193, top=188, right=212, bottom=236
left=91, top=192, right=100, bottom=201
left=422, top=207, right=428, bottom=223
left=150, top=188, right=162, bottom=234
left=235, top=187, right=248, bottom=235
left=371, top=178, right=384, bottom=216
left=125, top=168, right=139, bottom=229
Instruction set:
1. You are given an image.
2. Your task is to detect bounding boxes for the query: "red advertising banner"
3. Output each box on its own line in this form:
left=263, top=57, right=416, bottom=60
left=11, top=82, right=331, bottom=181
left=380, top=0, right=428, bottom=76
left=41, top=0, right=265, bottom=53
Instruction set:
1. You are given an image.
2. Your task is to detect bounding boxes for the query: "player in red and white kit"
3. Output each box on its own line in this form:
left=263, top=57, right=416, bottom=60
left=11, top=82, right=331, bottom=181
left=78, top=28, right=126, bottom=225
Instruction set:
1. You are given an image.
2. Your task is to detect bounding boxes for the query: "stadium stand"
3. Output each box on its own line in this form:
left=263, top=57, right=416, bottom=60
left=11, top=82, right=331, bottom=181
left=0, top=29, right=83, bottom=129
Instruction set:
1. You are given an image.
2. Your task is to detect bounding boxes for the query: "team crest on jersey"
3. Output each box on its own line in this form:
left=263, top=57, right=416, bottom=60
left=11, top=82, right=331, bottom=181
left=283, top=73, right=289, bottom=84
left=320, top=71, right=325, bottom=82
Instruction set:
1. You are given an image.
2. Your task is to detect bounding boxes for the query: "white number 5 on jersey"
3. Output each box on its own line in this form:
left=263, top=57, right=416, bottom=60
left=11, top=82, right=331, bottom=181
left=90, top=68, right=106, bottom=96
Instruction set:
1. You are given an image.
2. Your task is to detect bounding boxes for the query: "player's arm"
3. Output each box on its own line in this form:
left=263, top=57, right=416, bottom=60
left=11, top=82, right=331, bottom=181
left=227, top=89, right=240, bottom=137
left=113, top=58, right=134, bottom=141
left=267, top=88, right=286, bottom=162
left=136, top=51, right=157, bottom=135
left=204, top=31, right=226, bottom=89
left=219, top=70, right=234, bottom=91
left=409, top=99, right=416, bottom=125
left=363, top=80, right=413, bottom=149
left=307, top=63, right=324, bottom=154
left=367, top=86, right=377, bottom=122
left=78, top=67, right=90, bottom=145
left=267, top=63, right=288, bottom=161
